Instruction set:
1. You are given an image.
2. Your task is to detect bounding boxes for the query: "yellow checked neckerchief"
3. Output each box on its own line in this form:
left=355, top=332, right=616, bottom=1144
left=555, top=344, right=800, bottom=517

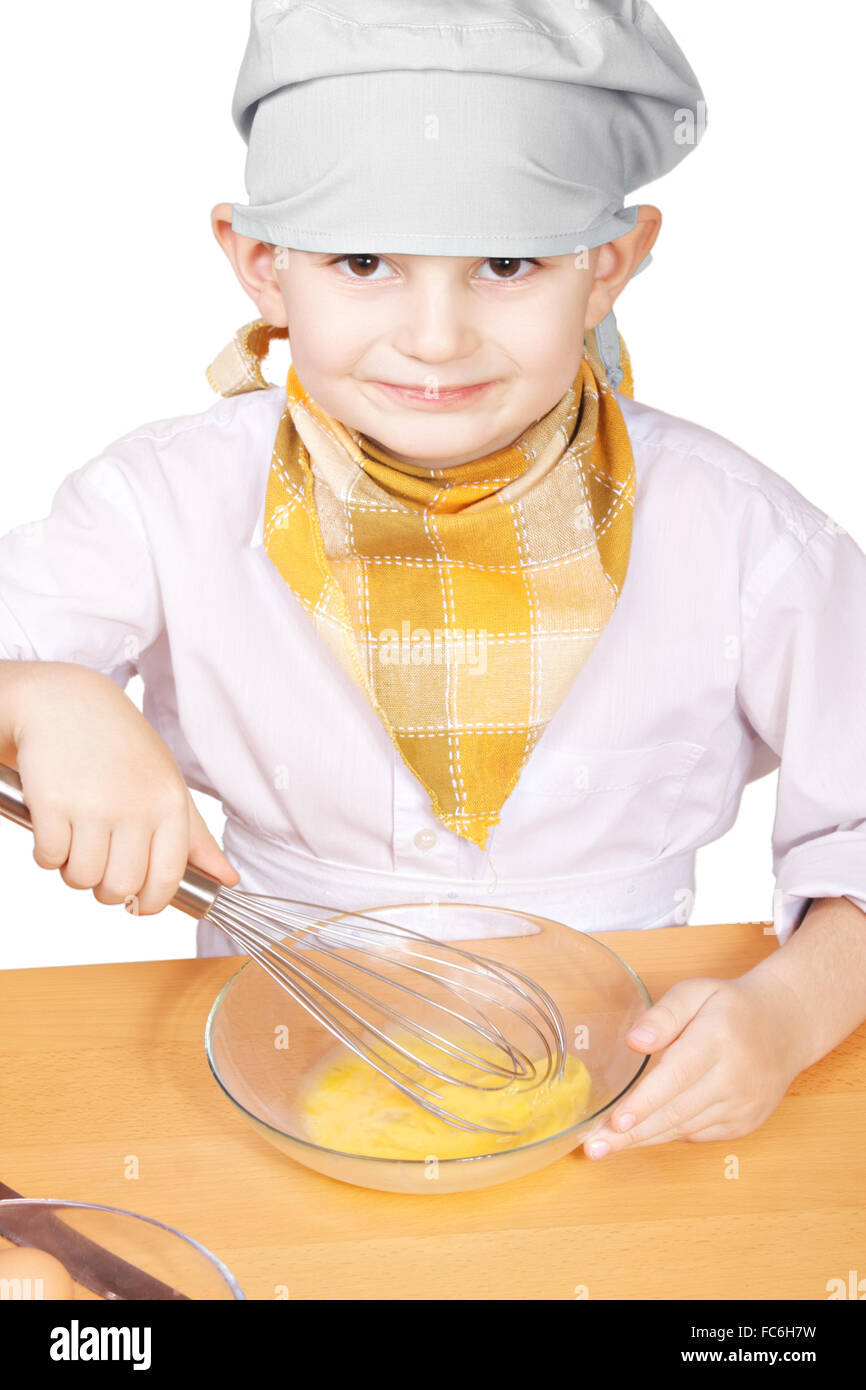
left=207, top=321, right=635, bottom=849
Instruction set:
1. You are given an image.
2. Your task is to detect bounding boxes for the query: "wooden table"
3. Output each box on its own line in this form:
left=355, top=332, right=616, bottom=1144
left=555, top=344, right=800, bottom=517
left=1, top=922, right=864, bottom=1301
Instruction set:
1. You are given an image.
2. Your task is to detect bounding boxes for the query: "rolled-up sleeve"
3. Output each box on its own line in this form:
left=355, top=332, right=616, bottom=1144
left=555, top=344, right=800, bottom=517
left=0, top=452, right=164, bottom=687
left=737, top=517, right=866, bottom=945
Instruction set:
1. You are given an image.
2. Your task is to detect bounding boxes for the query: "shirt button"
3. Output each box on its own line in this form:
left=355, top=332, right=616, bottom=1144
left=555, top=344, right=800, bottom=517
left=413, top=828, right=437, bottom=851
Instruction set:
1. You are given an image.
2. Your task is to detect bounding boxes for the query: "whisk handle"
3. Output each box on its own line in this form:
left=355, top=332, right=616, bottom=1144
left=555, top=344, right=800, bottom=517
left=171, top=866, right=221, bottom=918
left=0, top=762, right=31, bottom=830
left=0, top=763, right=221, bottom=919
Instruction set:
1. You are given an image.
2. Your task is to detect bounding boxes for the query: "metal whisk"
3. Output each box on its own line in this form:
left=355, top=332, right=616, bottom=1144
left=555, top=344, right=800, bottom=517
left=0, top=766, right=566, bottom=1135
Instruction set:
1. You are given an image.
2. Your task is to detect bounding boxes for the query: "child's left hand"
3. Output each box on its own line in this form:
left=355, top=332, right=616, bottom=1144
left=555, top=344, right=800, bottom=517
left=582, top=971, right=811, bottom=1158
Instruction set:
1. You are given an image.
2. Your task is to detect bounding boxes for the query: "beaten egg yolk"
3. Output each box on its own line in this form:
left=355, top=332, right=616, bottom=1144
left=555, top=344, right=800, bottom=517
left=299, top=1036, right=592, bottom=1161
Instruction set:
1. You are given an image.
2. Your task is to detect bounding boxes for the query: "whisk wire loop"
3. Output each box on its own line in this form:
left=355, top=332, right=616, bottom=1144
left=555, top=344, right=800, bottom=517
left=207, top=890, right=568, bottom=1135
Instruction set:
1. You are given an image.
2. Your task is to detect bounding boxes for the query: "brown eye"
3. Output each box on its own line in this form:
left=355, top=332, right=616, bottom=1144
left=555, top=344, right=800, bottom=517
left=331, top=254, right=395, bottom=281
left=345, top=255, right=381, bottom=277
left=478, top=258, right=538, bottom=281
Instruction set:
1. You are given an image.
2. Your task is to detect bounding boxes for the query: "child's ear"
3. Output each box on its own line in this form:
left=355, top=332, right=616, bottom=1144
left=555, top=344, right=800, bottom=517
left=209, top=202, right=289, bottom=329
left=585, top=205, right=662, bottom=330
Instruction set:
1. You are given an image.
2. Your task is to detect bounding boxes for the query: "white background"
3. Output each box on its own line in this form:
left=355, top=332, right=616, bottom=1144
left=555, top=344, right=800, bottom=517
left=0, top=1, right=863, bottom=967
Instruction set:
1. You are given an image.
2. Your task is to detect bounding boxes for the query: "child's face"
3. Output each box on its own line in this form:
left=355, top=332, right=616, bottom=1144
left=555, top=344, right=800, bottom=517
left=212, top=204, right=660, bottom=467
left=272, top=250, right=599, bottom=468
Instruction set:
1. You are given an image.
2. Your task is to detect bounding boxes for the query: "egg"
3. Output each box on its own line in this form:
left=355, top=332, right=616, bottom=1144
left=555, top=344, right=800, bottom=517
left=0, top=1246, right=75, bottom=1300
left=298, top=1032, right=593, bottom=1160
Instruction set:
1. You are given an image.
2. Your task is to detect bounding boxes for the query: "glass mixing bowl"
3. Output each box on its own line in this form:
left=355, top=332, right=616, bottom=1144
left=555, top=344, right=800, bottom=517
left=205, top=902, right=652, bottom=1194
left=0, top=1199, right=245, bottom=1299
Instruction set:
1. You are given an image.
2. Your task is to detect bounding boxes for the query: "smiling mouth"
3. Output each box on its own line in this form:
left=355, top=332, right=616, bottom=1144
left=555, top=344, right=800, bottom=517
left=380, top=382, right=488, bottom=391
left=368, top=379, right=496, bottom=404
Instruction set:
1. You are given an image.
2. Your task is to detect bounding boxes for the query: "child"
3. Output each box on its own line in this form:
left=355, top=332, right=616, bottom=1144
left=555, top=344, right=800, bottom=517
left=1, top=0, right=865, bottom=1161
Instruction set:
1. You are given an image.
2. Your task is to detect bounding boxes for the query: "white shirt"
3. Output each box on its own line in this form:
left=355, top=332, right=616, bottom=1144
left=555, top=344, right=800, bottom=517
left=1, top=385, right=865, bottom=957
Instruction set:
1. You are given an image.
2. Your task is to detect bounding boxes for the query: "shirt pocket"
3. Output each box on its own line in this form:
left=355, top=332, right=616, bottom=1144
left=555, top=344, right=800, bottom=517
left=521, top=740, right=707, bottom=864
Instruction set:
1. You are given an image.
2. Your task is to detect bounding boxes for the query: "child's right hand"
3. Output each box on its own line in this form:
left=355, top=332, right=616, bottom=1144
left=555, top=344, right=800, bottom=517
left=2, top=661, right=239, bottom=914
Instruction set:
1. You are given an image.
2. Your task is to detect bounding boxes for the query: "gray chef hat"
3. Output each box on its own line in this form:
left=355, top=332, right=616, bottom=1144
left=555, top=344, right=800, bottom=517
left=231, top=0, right=706, bottom=391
